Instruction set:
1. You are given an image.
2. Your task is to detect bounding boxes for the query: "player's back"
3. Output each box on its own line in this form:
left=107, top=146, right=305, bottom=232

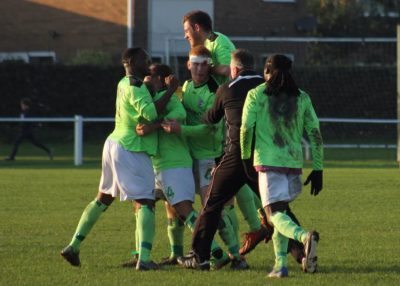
left=108, top=76, right=158, bottom=155
left=244, top=85, right=319, bottom=168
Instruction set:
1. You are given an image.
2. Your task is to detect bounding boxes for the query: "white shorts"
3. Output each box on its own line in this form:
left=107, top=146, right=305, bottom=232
left=155, top=168, right=195, bottom=205
left=258, top=171, right=302, bottom=207
left=193, top=159, right=215, bottom=190
left=99, top=139, right=155, bottom=201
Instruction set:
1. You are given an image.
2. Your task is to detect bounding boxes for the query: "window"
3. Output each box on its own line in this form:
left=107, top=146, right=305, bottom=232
left=262, top=0, right=296, bottom=3
left=361, top=0, right=399, bottom=17
left=28, top=52, right=56, bottom=64
left=151, top=55, right=164, bottom=64
left=0, top=51, right=56, bottom=64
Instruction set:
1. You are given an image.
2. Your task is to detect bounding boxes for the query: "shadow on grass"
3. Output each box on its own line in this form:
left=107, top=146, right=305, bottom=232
left=0, top=158, right=101, bottom=169
left=1, top=159, right=398, bottom=170
left=323, top=161, right=398, bottom=169
left=317, top=264, right=400, bottom=274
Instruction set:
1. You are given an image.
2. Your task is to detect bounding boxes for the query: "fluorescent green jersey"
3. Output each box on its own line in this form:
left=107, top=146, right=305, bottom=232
left=204, top=31, right=236, bottom=85
left=241, top=83, right=323, bottom=170
left=151, top=90, right=192, bottom=172
left=181, top=77, right=224, bottom=160
left=108, top=76, right=158, bottom=155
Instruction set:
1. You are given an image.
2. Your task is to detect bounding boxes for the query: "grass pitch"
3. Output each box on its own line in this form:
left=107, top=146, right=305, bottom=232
left=0, top=143, right=399, bottom=285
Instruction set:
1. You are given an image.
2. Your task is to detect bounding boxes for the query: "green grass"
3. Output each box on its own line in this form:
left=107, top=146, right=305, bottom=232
left=0, top=143, right=399, bottom=285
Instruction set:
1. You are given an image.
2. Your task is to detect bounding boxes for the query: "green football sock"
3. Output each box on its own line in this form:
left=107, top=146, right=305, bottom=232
left=185, top=210, right=225, bottom=260
left=137, top=205, right=155, bottom=262
left=218, top=209, right=240, bottom=259
left=129, top=213, right=139, bottom=257
left=272, top=228, right=288, bottom=268
left=135, top=212, right=139, bottom=253
left=252, top=191, right=263, bottom=210
left=236, top=185, right=261, bottom=232
left=270, top=211, right=308, bottom=243
left=167, top=218, right=184, bottom=257
left=184, top=210, right=197, bottom=232
left=225, top=205, right=240, bottom=243
left=69, top=199, right=108, bottom=252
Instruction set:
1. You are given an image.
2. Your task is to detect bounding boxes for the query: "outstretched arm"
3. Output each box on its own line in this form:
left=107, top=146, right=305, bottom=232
left=162, top=120, right=215, bottom=137
left=211, top=65, right=230, bottom=78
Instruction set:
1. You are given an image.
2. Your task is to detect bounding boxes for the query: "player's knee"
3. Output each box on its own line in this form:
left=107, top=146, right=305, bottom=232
left=199, top=185, right=209, bottom=205
left=96, top=193, right=114, bottom=206
left=217, top=217, right=226, bottom=230
left=135, top=199, right=155, bottom=211
left=173, top=200, right=193, bottom=221
left=268, top=201, right=289, bottom=214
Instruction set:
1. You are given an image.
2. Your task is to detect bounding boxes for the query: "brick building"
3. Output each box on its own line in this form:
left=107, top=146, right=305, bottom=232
left=0, top=0, right=127, bottom=63
left=3, top=0, right=392, bottom=69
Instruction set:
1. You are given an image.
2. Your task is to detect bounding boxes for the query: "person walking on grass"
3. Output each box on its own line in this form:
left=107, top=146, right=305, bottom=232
left=240, top=54, right=324, bottom=278
left=5, top=97, right=53, bottom=161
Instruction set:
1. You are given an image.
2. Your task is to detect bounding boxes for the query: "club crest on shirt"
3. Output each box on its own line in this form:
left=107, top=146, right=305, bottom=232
left=198, top=99, right=204, bottom=109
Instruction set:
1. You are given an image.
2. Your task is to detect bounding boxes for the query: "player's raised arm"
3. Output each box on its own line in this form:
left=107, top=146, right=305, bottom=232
left=203, top=84, right=226, bottom=124
left=153, top=75, right=179, bottom=115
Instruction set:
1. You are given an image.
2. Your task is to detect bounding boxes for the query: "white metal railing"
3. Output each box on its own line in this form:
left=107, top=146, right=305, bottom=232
left=0, top=116, right=112, bottom=166
left=0, top=116, right=399, bottom=165
left=164, top=36, right=397, bottom=65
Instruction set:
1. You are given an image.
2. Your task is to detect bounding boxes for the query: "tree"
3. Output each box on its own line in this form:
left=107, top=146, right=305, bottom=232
left=304, top=0, right=399, bottom=65
left=307, top=0, right=399, bottom=37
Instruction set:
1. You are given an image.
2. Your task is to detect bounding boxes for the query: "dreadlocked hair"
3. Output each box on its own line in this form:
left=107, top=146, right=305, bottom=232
left=264, top=55, right=300, bottom=125
left=264, top=54, right=300, bottom=98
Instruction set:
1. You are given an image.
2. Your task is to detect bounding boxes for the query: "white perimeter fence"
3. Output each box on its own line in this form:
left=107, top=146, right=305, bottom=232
left=0, top=116, right=399, bottom=166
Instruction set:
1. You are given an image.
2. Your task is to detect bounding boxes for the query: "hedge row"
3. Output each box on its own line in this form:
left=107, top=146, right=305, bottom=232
left=0, top=63, right=123, bottom=117
left=0, top=63, right=396, bottom=119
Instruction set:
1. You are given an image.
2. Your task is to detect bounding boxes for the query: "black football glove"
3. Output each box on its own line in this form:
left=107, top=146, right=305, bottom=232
left=304, top=170, right=323, bottom=196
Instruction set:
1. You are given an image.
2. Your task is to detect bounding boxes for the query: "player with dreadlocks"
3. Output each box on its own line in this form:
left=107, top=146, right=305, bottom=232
left=240, top=54, right=323, bottom=278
